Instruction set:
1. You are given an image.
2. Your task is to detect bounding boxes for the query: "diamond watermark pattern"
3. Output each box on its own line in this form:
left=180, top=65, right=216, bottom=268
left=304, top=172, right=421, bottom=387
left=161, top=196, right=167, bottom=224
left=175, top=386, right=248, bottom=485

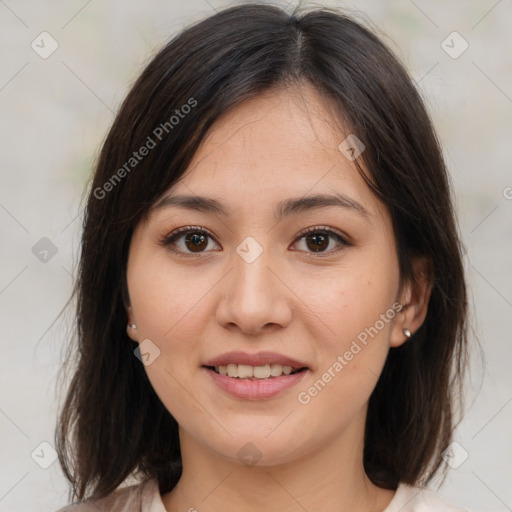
left=442, top=441, right=469, bottom=469
left=32, top=237, right=58, bottom=263
left=236, top=236, right=263, bottom=264
left=31, top=441, right=58, bottom=469
left=237, top=442, right=262, bottom=467
left=134, top=338, right=161, bottom=366
left=441, top=32, right=468, bottom=59
left=338, top=134, right=365, bottom=161
left=31, top=32, right=59, bottom=59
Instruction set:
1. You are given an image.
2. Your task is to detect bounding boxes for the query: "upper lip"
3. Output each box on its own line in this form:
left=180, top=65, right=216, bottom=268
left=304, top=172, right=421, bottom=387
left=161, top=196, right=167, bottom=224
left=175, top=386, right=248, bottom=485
left=203, top=351, right=308, bottom=369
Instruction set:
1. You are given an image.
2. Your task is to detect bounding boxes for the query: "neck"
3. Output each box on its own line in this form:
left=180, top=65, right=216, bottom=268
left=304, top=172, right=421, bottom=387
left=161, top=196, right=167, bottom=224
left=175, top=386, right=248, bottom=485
left=161, top=410, right=396, bottom=512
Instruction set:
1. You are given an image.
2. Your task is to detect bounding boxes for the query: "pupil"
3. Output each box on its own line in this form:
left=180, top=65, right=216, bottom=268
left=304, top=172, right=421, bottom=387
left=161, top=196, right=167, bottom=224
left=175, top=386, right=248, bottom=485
left=186, top=232, right=207, bottom=252
left=307, top=234, right=328, bottom=252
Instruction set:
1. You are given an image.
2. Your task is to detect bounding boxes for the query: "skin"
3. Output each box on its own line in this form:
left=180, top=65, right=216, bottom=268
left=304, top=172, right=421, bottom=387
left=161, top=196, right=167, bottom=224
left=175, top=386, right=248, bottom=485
left=126, top=82, right=432, bottom=512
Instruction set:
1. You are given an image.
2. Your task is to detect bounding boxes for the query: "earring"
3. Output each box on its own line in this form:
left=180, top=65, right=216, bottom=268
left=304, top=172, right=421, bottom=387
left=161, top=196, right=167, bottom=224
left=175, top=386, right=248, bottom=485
left=128, top=324, right=137, bottom=329
left=403, top=328, right=412, bottom=338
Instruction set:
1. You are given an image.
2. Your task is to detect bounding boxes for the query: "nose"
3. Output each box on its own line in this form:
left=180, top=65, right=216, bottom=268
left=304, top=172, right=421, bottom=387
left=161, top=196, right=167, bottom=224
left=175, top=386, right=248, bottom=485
left=215, top=243, right=293, bottom=336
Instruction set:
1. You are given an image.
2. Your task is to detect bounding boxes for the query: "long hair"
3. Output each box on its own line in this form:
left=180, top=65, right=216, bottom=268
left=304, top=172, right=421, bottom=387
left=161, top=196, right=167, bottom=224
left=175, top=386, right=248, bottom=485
left=55, top=2, right=469, bottom=502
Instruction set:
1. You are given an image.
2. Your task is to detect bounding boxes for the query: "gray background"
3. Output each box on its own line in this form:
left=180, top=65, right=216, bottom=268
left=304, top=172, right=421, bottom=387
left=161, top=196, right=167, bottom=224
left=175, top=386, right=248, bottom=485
left=1, top=0, right=511, bottom=511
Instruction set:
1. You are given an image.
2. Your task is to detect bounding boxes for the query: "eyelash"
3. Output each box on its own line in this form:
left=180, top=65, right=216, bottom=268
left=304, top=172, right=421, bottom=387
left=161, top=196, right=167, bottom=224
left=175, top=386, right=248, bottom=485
left=160, top=225, right=351, bottom=259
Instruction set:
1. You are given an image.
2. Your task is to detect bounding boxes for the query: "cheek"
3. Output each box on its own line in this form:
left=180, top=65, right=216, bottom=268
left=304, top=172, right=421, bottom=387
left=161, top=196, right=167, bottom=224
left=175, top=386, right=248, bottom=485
left=294, top=246, right=399, bottom=399
left=296, top=263, right=398, bottom=347
left=128, top=253, right=211, bottom=342
left=295, top=278, right=396, bottom=421
left=127, top=257, right=209, bottom=418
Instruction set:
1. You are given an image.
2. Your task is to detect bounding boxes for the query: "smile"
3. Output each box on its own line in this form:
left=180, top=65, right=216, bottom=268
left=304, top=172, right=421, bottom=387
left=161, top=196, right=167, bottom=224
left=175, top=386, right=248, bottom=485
left=203, top=365, right=308, bottom=400
left=210, top=363, right=306, bottom=379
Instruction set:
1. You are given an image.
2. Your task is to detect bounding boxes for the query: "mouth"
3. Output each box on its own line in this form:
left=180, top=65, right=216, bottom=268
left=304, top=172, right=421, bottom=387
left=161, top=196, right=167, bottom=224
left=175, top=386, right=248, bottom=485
left=202, top=355, right=309, bottom=399
left=202, top=351, right=310, bottom=399
left=204, top=364, right=308, bottom=380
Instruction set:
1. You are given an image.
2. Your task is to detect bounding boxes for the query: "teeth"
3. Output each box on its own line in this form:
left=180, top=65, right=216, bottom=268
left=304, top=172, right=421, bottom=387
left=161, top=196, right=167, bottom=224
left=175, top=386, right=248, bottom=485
left=237, top=364, right=253, bottom=379
left=214, top=363, right=300, bottom=379
left=226, top=364, right=238, bottom=378
left=270, top=364, right=283, bottom=377
left=254, top=365, right=271, bottom=378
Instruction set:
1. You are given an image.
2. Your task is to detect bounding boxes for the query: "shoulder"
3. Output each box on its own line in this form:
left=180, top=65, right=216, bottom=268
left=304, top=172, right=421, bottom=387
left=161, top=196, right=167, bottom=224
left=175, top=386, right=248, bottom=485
left=54, top=478, right=158, bottom=512
left=385, top=483, right=470, bottom=512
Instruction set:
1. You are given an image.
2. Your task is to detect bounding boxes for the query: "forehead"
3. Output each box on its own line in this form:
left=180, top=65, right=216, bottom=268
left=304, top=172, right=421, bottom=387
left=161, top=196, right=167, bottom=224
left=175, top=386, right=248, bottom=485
left=186, top=84, right=346, bottom=178
left=153, top=84, right=386, bottom=221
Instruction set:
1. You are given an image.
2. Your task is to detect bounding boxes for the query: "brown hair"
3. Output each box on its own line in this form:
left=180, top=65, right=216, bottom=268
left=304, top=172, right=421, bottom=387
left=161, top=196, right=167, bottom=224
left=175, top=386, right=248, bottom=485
left=55, top=1, right=469, bottom=503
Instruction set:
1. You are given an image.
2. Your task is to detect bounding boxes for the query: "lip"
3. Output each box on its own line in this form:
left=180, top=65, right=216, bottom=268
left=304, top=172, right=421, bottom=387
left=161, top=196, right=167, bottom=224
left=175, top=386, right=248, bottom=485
left=204, top=366, right=308, bottom=400
left=203, top=351, right=308, bottom=369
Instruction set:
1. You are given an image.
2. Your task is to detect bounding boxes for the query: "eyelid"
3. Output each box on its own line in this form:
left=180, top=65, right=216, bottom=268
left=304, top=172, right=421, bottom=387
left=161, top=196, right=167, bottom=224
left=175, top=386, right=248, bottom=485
left=294, top=225, right=350, bottom=244
left=165, top=224, right=216, bottom=240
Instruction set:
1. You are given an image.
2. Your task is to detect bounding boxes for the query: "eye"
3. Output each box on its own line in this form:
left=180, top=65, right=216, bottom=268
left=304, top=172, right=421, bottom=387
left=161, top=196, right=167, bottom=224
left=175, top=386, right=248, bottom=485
left=161, top=225, right=220, bottom=257
left=292, top=226, right=351, bottom=257
left=161, top=225, right=351, bottom=258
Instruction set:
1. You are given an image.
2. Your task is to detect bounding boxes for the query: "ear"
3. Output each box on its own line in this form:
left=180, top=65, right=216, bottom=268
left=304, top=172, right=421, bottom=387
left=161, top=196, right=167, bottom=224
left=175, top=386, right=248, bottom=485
left=125, top=305, right=139, bottom=342
left=122, top=279, right=139, bottom=342
left=390, top=256, right=433, bottom=348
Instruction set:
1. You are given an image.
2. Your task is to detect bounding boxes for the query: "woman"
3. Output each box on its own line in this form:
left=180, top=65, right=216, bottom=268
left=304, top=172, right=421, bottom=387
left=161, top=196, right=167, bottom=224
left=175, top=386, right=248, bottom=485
left=55, top=3, right=470, bottom=511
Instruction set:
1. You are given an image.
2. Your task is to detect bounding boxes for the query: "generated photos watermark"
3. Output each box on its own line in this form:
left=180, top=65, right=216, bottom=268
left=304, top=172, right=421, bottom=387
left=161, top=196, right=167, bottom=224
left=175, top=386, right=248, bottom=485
left=297, top=301, right=403, bottom=405
left=93, top=97, right=197, bottom=200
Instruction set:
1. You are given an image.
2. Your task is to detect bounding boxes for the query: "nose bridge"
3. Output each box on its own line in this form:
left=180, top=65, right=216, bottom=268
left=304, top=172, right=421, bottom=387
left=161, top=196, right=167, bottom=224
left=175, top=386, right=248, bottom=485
left=232, top=235, right=275, bottom=302
left=216, top=235, right=290, bottom=333
left=234, top=237, right=270, bottom=295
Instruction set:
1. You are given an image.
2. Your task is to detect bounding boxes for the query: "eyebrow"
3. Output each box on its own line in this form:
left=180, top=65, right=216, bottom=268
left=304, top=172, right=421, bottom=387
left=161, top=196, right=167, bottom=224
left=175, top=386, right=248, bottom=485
left=152, top=192, right=370, bottom=221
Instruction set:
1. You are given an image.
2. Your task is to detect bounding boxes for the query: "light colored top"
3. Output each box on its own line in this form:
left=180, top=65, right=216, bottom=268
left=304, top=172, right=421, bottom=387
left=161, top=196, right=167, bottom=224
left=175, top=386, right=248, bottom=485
left=55, top=477, right=470, bottom=512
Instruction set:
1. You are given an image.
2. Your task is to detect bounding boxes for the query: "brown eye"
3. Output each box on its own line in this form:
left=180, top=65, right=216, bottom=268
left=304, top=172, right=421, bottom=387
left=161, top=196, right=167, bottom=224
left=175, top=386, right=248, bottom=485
left=183, top=232, right=208, bottom=252
left=293, top=227, right=350, bottom=256
left=305, top=232, right=329, bottom=252
left=162, top=226, right=220, bottom=256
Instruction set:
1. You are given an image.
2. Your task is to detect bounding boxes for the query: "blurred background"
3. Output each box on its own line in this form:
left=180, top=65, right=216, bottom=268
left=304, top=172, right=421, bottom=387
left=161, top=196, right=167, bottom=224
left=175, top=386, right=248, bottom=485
left=0, top=0, right=511, bottom=510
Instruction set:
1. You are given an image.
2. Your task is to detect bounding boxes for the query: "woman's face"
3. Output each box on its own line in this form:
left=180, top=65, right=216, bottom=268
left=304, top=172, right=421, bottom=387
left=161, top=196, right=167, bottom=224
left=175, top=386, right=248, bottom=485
left=126, top=84, right=411, bottom=466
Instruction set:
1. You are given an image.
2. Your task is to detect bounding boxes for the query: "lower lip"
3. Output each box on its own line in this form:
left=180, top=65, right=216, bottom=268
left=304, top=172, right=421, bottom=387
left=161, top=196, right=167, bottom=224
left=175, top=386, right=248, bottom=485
left=204, top=367, right=308, bottom=400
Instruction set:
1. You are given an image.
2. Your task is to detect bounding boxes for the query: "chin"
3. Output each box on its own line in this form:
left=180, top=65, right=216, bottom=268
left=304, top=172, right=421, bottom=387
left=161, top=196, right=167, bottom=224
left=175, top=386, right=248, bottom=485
left=201, top=430, right=309, bottom=469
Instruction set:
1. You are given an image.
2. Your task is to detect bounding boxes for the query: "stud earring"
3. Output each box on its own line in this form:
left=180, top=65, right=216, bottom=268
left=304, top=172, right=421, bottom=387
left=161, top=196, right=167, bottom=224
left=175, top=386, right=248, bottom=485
left=128, top=324, right=137, bottom=329
left=403, top=328, right=412, bottom=338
